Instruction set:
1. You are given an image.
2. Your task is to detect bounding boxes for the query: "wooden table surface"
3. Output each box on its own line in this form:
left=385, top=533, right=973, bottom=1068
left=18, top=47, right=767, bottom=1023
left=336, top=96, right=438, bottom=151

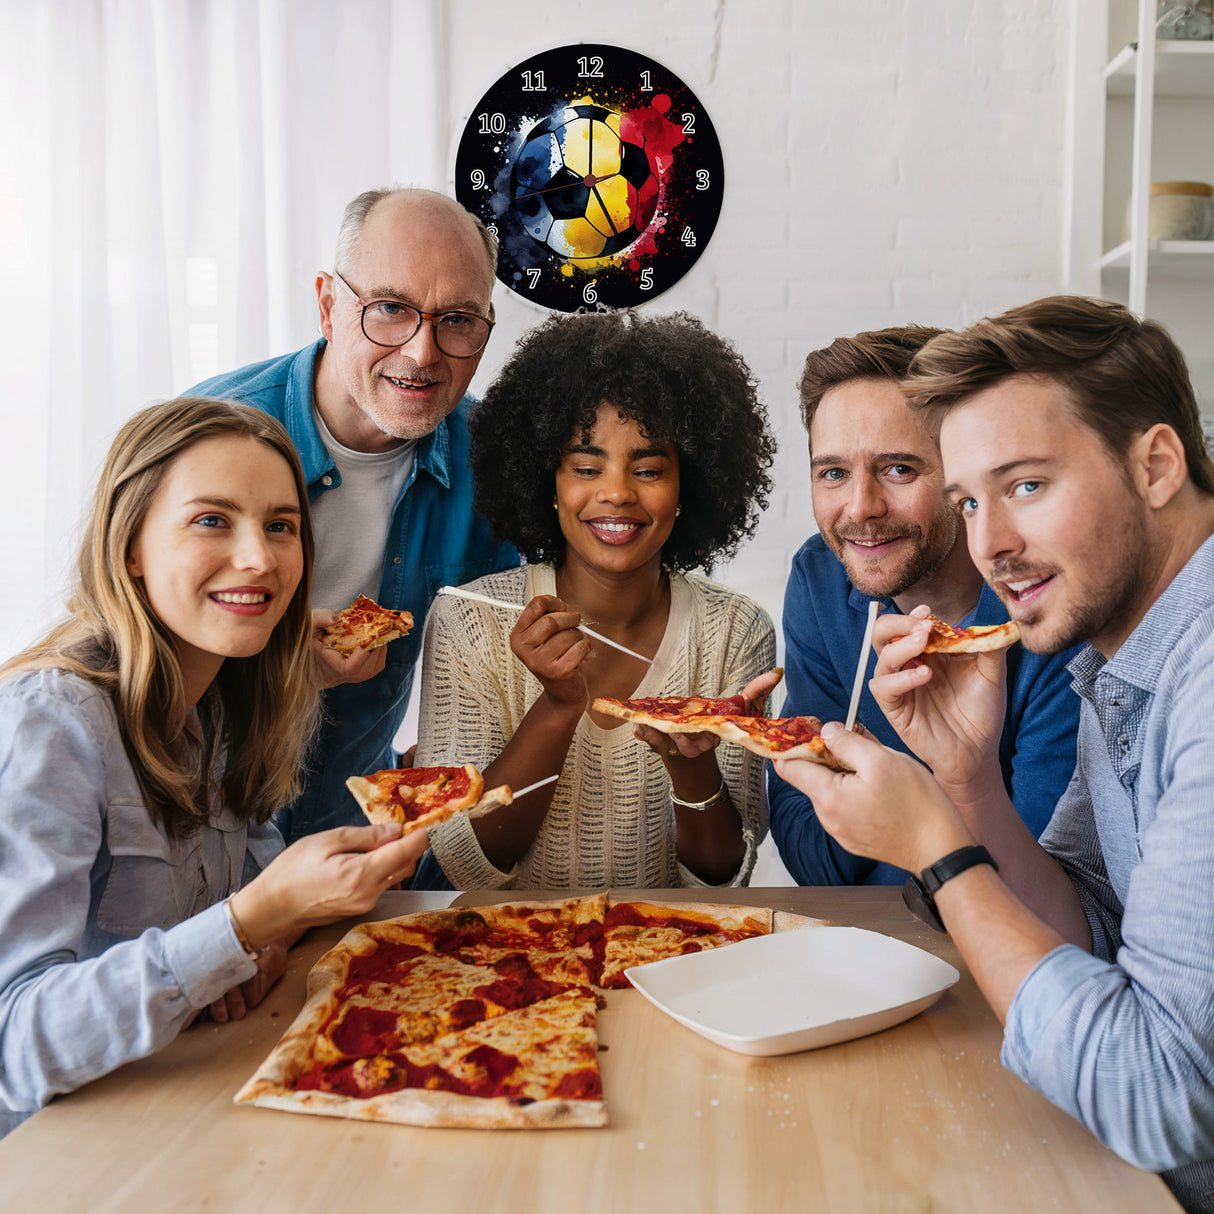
left=0, top=886, right=1178, bottom=1213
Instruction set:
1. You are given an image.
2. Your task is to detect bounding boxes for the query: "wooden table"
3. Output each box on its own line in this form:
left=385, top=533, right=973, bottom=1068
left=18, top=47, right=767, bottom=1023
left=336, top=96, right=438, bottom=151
left=0, top=887, right=1178, bottom=1213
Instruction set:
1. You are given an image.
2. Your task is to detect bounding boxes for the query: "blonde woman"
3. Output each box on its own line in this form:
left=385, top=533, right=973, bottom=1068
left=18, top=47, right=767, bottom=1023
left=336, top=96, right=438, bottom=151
left=0, top=398, right=426, bottom=1136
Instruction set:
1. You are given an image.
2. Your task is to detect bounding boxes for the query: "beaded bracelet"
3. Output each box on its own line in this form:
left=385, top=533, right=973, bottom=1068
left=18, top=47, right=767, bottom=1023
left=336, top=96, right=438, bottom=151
left=669, top=781, right=727, bottom=811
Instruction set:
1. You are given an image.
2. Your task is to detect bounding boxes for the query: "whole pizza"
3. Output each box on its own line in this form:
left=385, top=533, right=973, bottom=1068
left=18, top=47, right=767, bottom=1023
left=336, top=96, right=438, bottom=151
left=236, top=893, right=821, bottom=1129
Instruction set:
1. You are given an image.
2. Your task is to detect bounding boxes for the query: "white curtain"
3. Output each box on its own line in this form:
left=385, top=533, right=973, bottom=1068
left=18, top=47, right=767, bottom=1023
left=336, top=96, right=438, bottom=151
left=0, top=0, right=450, bottom=657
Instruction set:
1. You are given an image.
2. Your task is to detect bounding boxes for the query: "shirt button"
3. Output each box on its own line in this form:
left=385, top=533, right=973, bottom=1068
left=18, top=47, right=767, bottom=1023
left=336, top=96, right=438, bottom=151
left=321, top=474, right=333, bottom=486
left=393, top=557, right=402, bottom=565
left=1119, top=736, right=1129, bottom=749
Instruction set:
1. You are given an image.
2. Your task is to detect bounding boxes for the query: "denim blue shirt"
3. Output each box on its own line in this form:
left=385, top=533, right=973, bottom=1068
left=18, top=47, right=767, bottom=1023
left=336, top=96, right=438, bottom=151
left=1002, top=535, right=1214, bottom=1211
left=0, top=670, right=278, bottom=1136
left=191, top=341, right=519, bottom=841
left=768, top=534, right=1081, bottom=884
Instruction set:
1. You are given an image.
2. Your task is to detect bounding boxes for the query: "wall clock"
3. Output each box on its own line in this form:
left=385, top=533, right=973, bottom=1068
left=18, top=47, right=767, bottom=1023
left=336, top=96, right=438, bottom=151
left=455, top=44, right=725, bottom=312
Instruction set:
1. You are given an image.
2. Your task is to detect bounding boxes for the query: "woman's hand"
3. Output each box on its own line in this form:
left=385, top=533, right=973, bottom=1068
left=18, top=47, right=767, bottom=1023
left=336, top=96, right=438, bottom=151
left=228, top=823, right=429, bottom=949
left=510, top=595, right=594, bottom=710
left=204, top=938, right=289, bottom=1023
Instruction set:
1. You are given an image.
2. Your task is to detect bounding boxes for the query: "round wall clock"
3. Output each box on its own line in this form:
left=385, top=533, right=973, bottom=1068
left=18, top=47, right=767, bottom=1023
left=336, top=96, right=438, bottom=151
left=455, top=44, right=725, bottom=312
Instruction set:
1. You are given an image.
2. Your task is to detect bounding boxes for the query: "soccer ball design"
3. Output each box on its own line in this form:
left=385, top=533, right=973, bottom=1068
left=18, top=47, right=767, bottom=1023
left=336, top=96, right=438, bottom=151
left=511, top=104, right=660, bottom=261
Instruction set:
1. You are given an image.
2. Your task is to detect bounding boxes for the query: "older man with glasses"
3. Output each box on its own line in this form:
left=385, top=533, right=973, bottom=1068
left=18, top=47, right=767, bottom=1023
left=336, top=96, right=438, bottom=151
left=190, top=188, right=518, bottom=844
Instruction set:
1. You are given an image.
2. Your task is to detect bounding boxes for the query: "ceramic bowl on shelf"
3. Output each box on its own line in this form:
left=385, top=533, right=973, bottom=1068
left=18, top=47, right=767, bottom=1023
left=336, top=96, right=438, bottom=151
left=1124, top=182, right=1214, bottom=241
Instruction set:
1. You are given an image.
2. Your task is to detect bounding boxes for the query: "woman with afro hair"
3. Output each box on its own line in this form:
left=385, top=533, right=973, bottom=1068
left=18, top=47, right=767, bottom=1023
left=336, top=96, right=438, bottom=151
left=414, top=310, right=780, bottom=890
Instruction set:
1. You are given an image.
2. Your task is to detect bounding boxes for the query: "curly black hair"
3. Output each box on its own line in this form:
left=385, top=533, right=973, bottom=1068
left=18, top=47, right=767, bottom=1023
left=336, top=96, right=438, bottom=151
left=470, top=310, right=776, bottom=573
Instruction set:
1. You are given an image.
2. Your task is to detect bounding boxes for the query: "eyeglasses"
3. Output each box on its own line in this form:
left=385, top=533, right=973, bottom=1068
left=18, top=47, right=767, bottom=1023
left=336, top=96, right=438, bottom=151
left=330, top=270, right=493, bottom=359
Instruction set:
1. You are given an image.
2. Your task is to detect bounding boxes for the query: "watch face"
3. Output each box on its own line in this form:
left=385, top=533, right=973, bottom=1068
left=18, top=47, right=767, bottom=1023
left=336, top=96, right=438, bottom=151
left=455, top=44, right=724, bottom=312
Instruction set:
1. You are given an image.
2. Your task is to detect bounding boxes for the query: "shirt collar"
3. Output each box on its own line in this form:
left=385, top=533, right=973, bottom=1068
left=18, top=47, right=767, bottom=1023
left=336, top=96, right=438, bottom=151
left=288, top=338, right=456, bottom=490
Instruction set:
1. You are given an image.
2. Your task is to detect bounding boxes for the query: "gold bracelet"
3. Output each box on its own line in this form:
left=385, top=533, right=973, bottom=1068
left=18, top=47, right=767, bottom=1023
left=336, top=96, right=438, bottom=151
left=669, top=781, right=727, bottom=811
left=224, top=898, right=263, bottom=962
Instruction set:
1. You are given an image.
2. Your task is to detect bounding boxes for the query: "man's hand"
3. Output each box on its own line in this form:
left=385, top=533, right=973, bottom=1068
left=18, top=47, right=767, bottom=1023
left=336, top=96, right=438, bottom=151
left=510, top=595, right=594, bottom=711
left=773, top=722, right=973, bottom=875
left=312, top=608, right=388, bottom=689
left=868, top=606, right=1008, bottom=796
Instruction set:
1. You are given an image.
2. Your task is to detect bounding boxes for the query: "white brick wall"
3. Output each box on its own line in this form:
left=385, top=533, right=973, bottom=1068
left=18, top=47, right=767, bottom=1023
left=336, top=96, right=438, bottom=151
left=451, top=0, right=1073, bottom=637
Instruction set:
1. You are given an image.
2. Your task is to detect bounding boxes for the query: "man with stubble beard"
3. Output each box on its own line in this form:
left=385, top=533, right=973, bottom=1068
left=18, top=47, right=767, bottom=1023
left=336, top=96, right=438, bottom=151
left=768, top=326, right=1080, bottom=885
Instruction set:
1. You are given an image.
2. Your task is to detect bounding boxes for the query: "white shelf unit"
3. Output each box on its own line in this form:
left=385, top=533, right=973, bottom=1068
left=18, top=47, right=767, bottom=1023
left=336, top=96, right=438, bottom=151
left=1067, top=2, right=1214, bottom=415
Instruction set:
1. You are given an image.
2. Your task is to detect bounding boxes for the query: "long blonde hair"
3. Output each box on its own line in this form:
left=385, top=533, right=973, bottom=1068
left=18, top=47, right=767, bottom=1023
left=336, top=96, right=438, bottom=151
left=4, top=398, right=319, bottom=836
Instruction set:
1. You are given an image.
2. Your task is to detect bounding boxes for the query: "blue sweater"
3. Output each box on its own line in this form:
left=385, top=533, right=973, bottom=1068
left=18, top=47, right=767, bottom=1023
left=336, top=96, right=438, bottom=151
left=768, top=534, right=1081, bottom=885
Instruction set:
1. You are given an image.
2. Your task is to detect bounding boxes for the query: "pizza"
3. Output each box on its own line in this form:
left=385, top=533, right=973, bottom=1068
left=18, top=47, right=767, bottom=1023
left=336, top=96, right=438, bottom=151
left=591, top=693, right=751, bottom=733
left=592, top=697, right=850, bottom=771
left=902, top=613, right=1021, bottom=655
left=714, top=715, right=851, bottom=770
left=235, top=894, right=823, bottom=1129
left=321, top=595, right=414, bottom=656
left=346, top=764, right=513, bottom=834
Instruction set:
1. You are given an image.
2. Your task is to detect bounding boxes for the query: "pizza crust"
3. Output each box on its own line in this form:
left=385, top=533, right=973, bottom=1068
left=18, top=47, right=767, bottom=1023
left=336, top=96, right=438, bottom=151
left=896, top=614, right=1021, bottom=655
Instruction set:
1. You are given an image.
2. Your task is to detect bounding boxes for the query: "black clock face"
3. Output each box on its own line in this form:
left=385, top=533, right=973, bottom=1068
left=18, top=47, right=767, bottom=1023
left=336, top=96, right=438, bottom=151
left=455, top=44, right=724, bottom=312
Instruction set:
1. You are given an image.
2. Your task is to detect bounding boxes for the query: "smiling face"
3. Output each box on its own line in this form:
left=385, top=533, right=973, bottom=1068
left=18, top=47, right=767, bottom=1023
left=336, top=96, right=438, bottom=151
left=125, top=435, right=305, bottom=701
left=940, top=374, right=1155, bottom=656
left=554, top=404, right=680, bottom=581
left=316, top=193, right=495, bottom=451
left=809, top=377, right=960, bottom=598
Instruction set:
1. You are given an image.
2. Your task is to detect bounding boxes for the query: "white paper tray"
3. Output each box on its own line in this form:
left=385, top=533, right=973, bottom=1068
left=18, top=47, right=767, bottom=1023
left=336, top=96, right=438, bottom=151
left=625, top=925, right=960, bottom=1056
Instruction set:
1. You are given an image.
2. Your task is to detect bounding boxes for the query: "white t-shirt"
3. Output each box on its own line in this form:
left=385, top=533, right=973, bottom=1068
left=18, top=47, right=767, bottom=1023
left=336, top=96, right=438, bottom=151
left=309, top=409, right=415, bottom=611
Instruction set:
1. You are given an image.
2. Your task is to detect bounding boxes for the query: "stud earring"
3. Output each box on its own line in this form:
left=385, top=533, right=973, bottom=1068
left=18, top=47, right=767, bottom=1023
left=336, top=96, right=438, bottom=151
left=675, top=505, right=682, bottom=517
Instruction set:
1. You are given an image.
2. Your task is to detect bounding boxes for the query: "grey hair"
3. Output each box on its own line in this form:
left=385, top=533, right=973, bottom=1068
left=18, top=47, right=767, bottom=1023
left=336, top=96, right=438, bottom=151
left=332, top=187, right=499, bottom=280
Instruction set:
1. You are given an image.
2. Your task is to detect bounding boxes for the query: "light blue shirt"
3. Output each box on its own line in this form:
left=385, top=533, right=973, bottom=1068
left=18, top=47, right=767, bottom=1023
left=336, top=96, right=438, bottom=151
left=0, top=669, right=281, bottom=1136
left=1003, top=534, right=1214, bottom=1212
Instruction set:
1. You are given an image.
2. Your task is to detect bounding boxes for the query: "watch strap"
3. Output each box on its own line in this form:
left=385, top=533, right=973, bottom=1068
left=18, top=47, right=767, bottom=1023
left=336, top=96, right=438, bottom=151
left=920, top=845, right=998, bottom=895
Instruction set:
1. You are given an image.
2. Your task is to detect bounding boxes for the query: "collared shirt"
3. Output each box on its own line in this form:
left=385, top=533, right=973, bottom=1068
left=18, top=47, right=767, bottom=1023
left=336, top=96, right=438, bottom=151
left=0, top=670, right=276, bottom=1136
left=190, top=341, right=519, bottom=840
left=768, top=534, right=1081, bottom=884
left=1003, top=534, right=1214, bottom=1211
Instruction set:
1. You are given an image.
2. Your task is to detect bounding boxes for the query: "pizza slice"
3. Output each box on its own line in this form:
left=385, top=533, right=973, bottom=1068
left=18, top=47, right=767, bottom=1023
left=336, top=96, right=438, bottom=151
left=715, top=715, right=852, bottom=770
left=321, top=594, right=414, bottom=655
left=591, top=694, right=752, bottom=733
left=897, top=612, right=1021, bottom=654
left=598, top=899, right=773, bottom=989
left=345, top=764, right=513, bottom=834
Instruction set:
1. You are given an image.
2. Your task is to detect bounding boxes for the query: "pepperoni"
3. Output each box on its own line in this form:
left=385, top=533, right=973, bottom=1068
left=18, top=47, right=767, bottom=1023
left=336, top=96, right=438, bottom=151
left=448, top=998, right=488, bottom=1030
left=604, top=903, right=723, bottom=937
left=341, top=940, right=429, bottom=990
left=329, top=1006, right=400, bottom=1056
left=473, top=976, right=568, bottom=1010
left=552, top=1068, right=603, bottom=1099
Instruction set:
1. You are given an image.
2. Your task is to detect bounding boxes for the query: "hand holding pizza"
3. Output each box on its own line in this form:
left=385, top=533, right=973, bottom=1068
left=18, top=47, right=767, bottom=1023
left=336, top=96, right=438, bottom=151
left=509, top=594, right=595, bottom=711
left=868, top=606, right=1010, bottom=799
left=773, top=722, right=973, bottom=876
left=311, top=608, right=389, bottom=689
left=227, top=823, right=429, bottom=950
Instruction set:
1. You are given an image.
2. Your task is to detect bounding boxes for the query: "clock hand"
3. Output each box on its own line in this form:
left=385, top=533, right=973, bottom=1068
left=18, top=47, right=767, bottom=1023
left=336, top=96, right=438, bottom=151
left=589, top=184, right=623, bottom=237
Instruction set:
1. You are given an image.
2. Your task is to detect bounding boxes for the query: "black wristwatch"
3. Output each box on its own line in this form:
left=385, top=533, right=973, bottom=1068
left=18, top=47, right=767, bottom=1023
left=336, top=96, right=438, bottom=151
left=901, top=845, right=998, bottom=933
